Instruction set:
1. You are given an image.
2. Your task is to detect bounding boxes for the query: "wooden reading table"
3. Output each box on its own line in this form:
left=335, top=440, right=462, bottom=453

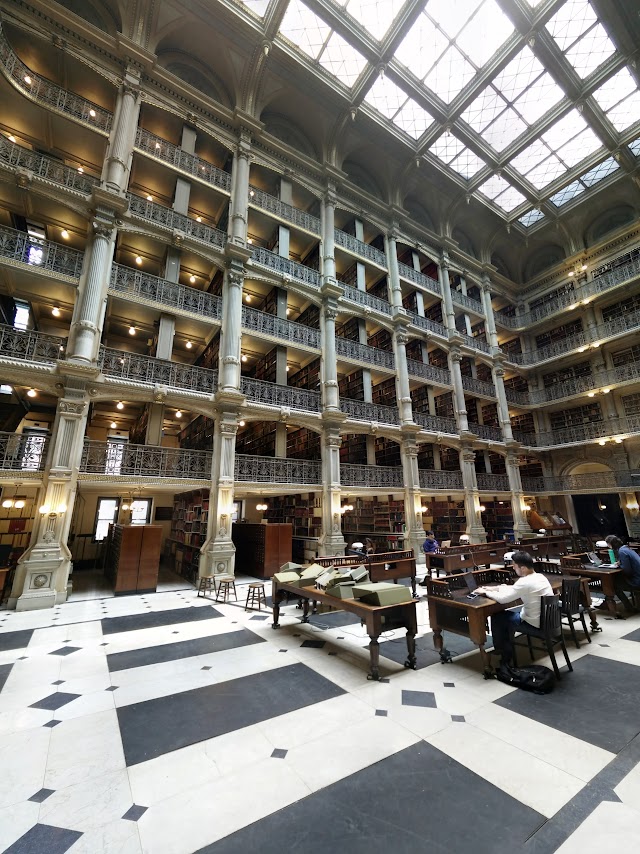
left=271, top=578, right=417, bottom=681
left=561, top=563, right=622, bottom=616
left=315, top=551, right=417, bottom=596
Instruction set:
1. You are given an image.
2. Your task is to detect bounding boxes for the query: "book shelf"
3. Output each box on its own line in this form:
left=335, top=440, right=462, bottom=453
left=549, top=402, right=603, bottom=431
left=481, top=403, right=499, bottom=427
left=487, top=451, right=506, bottom=474
left=612, top=344, right=640, bottom=367
left=339, top=433, right=368, bottom=464
left=288, top=358, right=320, bottom=390
left=435, top=391, right=454, bottom=419
left=341, top=496, right=405, bottom=551
left=287, top=427, right=321, bottom=460
left=425, top=302, right=443, bottom=324
left=168, top=488, right=209, bottom=583
left=336, top=318, right=360, bottom=341
left=248, top=348, right=277, bottom=383
left=504, top=374, right=528, bottom=393
left=367, top=329, right=393, bottom=352
left=339, top=370, right=365, bottom=401
left=340, top=263, right=358, bottom=287
left=0, top=498, right=35, bottom=567
left=602, top=294, right=640, bottom=321
left=179, top=414, right=215, bottom=451
left=440, top=446, right=460, bottom=471
left=411, top=385, right=430, bottom=413
left=263, top=493, right=322, bottom=539
left=402, top=292, right=418, bottom=313
left=231, top=522, right=292, bottom=577
left=129, top=404, right=149, bottom=445
left=196, top=334, right=220, bottom=370
left=542, top=360, right=591, bottom=387
left=262, top=287, right=278, bottom=316
left=374, top=436, right=401, bottom=467
left=421, top=498, right=466, bottom=540
left=105, top=524, right=162, bottom=594
left=529, top=282, right=574, bottom=311
left=417, top=443, right=435, bottom=469
left=235, top=422, right=276, bottom=456
left=519, top=456, right=544, bottom=478
left=372, top=377, right=397, bottom=407
left=405, top=338, right=423, bottom=361
left=622, top=393, right=640, bottom=417
left=207, top=270, right=223, bottom=296
left=430, top=348, right=448, bottom=369
left=460, top=357, right=473, bottom=377
left=535, top=319, right=582, bottom=350
left=367, top=278, right=389, bottom=302
left=510, top=412, right=535, bottom=433
left=297, top=303, right=320, bottom=329
left=500, top=338, right=522, bottom=357
left=480, top=501, right=514, bottom=541
left=476, top=362, right=492, bottom=382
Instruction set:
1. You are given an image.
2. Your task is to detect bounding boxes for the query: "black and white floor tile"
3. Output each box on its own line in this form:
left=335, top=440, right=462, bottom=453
left=1, top=580, right=640, bottom=853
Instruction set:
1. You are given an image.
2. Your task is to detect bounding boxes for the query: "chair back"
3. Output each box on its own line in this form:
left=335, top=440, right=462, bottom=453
left=561, top=578, right=581, bottom=616
left=539, top=595, right=562, bottom=639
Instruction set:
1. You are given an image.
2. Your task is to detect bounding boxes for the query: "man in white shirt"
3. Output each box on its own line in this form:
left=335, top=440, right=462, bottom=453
left=475, top=551, right=553, bottom=666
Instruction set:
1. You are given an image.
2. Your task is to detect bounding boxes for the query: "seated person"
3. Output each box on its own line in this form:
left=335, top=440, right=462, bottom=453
left=346, top=541, right=366, bottom=558
left=605, top=535, right=640, bottom=613
left=422, top=532, right=439, bottom=554
left=363, top=538, right=375, bottom=555
left=475, top=551, right=553, bottom=667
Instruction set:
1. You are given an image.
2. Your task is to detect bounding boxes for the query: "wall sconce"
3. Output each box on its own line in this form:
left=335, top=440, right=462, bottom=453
left=39, top=503, right=66, bottom=516
left=523, top=504, right=531, bottom=511
left=122, top=502, right=131, bottom=511
left=2, top=491, right=26, bottom=509
left=479, top=505, right=486, bottom=512
left=626, top=501, right=639, bottom=517
left=420, top=505, right=428, bottom=513
left=256, top=503, right=268, bottom=512
left=340, top=503, right=354, bottom=514
left=598, top=500, right=607, bottom=511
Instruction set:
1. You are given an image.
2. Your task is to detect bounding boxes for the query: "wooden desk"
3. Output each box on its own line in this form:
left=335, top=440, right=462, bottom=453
left=315, top=551, right=417, bottom=596
left=271, top=579, right=417, bottom=680
left=562, top=564, right=622, bottom=616
left=509, top=562, right=601, bottom=632
left=425, top=542, right=511, bottom=576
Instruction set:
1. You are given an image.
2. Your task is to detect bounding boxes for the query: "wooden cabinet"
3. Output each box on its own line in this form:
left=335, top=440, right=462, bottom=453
left=231, top=523, right=292, bottom=578
left=105, top=525, right=162, bottom=594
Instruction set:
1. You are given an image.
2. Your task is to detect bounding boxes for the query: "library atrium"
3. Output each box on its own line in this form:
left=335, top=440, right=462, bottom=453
left=1, top=1, right=640, bottom=852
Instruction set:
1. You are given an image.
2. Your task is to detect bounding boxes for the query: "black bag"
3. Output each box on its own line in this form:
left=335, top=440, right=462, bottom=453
left=496, top=663, right=555, bottom=694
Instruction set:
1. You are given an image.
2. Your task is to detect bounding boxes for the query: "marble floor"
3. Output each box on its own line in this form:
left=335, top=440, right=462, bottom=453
left=1, top=579, right=640, bottom=853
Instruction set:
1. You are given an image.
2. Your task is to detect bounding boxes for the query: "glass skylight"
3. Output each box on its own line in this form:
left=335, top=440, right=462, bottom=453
left=593, top=68, right=636, bottom=112
left=630, top=138, right=640, bottom=157
left=477, top=174, right=527, bottom=211
left=546, top=1, right=615, bottom=79
left=237, top=0, right=269, bottom=17
left=319, top=31, right=368, bottom=85
left=477, top=173, right=511, bottom=199
left=423, top=47, right=476, bottom=103
left=449, top=149, right=486, bottom=178
left=364, top=76, right=433, bottom=139
left=428, top=132, right=487, bottom=178
left=337, top=0, right=405, bottom=42
left=549, top=156, right=619, bottom=207
left=518, top=209, right=545, bottom=227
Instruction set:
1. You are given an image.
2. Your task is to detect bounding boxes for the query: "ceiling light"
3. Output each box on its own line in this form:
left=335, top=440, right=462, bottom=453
left=615, top=438, right=622, bottom=444
left=122, top=502, right=130, bottom=511
left=587, top=392, right=595, bottom=398
left=598, top=439, right=606, bottom=446
left=286, top=365, right=290, bottom=372
left=128, top=325, right=136, bottom=335
left=241, top=354, right=248, bottom=362
left=196, top=216, right=202, bottom=222
left=24, top=75, right=31, bottom=84
left=189, top=275, right=196, bottom=284
left=155, top=142, right=161, bottom=150
left=110, top=421, right=117, bottom=429
left=603, top=388, right=610, bottom=394
left=581, top=264, right=588, bottom=271
left=8, top=135, right=16, bottom=143
left=27, top=388, right=36, bottom=398
left=135, top=256, right=142, bottom=265
left=51, top=307, right=60, bottom=317
left=479, top=505, right=486, bottom=512
left=247, top=238, right=253, bottom=244
left=592, top=342, right=600, bottom=348
left=61, top=229, right=69, bottom=239
left=186, top=340, right=193, bottom=349
left=568, top=271, right=575, bottom=277
left=77, top=166, right=83, bottom=173
left=239, top=420, right=245, bottom=427
left=89, top=109, right=96, bottom=117
left=59, top=345, right=64, bottom=351
left=14, top=498, right=25, bottom=509
left=582, top=299, right=590, bottom=305
left=577, top=347, right=586, bottom=352
left=116, top=401, right=124, bottom=410
left=249, top=190, right=255, bottom=197
left=146, top=195, right=153, bottom=202
left=286, top=308, right=291, bottom=315
left=245, top=294, right=251, bottom=303
left=2, top=499, right=13, bottom=508
left=175, top=410, right=182, bottom=418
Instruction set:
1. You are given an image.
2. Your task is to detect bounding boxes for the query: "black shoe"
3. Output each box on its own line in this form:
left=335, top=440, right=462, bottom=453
left=418, top=579, right=429, bottom=587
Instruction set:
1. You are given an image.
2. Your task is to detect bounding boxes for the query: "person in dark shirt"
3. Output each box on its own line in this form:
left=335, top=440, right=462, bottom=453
left=423, top=532, right=439, bottom=554
left=606, top=535, right=640, bottom=613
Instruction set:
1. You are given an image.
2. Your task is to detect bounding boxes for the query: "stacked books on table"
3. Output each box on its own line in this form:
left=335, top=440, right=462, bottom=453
left=273, top=562, right=413, bottom=605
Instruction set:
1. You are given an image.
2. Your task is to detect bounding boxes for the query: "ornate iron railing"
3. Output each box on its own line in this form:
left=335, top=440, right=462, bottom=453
left=241, top=306, right=320, bottom=348
left=240, top=377, right=321, bottom=412
left=340, top=463, right=404, bottom=488
left=469, top=423, right=503, bottom=442
left=135, top=128, right=232, bottom=193
left=397, top=262, right=441, bottom=296
left=235, top=454, right=321, bottom=484
left=340, top=398, right=400, bottom=425
left=334, top=229, right=386, bottom=266
left=521, top=470, right=640, bottom=493
left=99, top=348, right=218, bottom=394
left=0, top=224, right=84, bottom=280
left=406, top=359, right=451, bottom=385
left=0, top=137, right=98, bottom=193
left=407, top=311, right=448, bottom=338
left=335, top=337, right=395, bottom=370
left=341, top=284, right=392, bottom=316
left=413, top=411, right=459, bottom=434
left=0, top=323, right=65, bottom=362
left=126, top=194, right=226, bottom=251
left=476, top=473, right=510, bottom=491
left=248, top=186, right=320, bottom=234
left=461, top=376, right=496, bottom=397
left=0, top=431, right=49, bottom=471
left=110, top=265, right=222, bottom=319
left=80, top=441, right=212, bottom=478
left=250, top=246, right=321, bottom=287
left=457, top=331, right=492, bottom=354
left=0, top=25, right=112, bottom=133
left=451, top=291, right=484, bottom=315
left=418, top=469, right=463, bottom=490
left=504, top=387, right=531, bottom=406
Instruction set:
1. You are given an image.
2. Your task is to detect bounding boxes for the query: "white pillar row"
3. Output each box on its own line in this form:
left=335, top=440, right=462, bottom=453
left=104, top=70, right=141, bottom=194
left=459, top=445, right=487, bottom=543
left=320, top=295, right=341, bottom=413
left=320, top=423, right=346, bottom=556
left=506, top=451, right=531, bottom=539
left=12, top=390, right=90, bottom=610
left=229, top=132, right=251, bottom=247
left=384, top=229, right=403, bottom=311
left=448, top=347, right=470, bottom=433
left=218, top=260, right=244, bottom=392
left=200, top=412, right=238, bottom=578
left=400, top=433, right=427, bottom=565
left=321, top=187, right=337, bottom=284
left=393, top=326, right=414, bottom=426
left=481, top=274, right=499, bottom=349
left=492, top=360, right=515, bottom=443
left=438, top=252, right=456, bottom=333
left=67, top=213, right=117, bottom=364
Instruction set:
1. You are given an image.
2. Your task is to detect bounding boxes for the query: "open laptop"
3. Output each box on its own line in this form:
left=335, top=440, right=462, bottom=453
left=461, top=572, right=487, bottom=600
left=587, top=552, right=616, bottom=569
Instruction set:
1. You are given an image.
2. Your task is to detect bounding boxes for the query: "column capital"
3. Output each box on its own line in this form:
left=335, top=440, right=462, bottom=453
left=461, top=447, right=475, bottom=463
left=449, top=347, right=462, bottom=362
left=323, top=187, right=337, bottom=207
left=439, top=250, right=450, bottom=268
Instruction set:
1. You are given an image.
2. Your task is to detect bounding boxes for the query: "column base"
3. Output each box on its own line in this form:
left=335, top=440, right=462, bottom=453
left=14, top=552, right=70, bottom=611
left=199, top=540, right=236, bottom=579
left=406, top=531, right=426, bottom=566
left=318, top=535, right=346, bottom=557
left=466, top=526, right=487, bottom=544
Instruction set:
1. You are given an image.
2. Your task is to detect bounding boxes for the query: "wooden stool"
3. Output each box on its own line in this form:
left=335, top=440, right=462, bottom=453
left=197, top=575, right=216, bottom=598
left=245, top=582, right=266, bottom=611
left=215, top=575, right=237, bottom=603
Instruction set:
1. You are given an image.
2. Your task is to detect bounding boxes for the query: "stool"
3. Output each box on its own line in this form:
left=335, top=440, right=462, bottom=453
left=197, top=575, right=216, bottom=599
left=245, top=582, right=266, bottom=611
left=215, top=575, right=237, bottom=603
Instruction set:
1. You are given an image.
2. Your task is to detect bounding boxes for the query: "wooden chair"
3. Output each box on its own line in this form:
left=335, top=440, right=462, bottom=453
left=560, top=578, right=591, bottom=649
left=513, top=595, right=573, bottom=679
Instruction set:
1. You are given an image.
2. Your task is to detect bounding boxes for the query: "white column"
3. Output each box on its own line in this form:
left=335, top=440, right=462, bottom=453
left=321, top=298, right=340, bottom=412
left=459, top=445, right=487, bottom=543
left=506, top=451, right=531, bottom=539
left=448, top=347, right=470, bottom=433
left=393, top=327, right=414, bottom=425
left=200, top=413, right=237, bottom=578
left=384, top=230, right=402, bottom=310
left=401, top=434, right=426, bottom=565
left=492, top=360, right=514, bottom=443
left=104, top=71, right=141, bottom=194
left=438, top=252, right=456, bottom=333
left=481, top=275, right=499, bottom=349
left=219, top=261, right=244, bottom=392
left=229, top=133, right=251, bottom=247
left=320, top=423, right=346, bottom=555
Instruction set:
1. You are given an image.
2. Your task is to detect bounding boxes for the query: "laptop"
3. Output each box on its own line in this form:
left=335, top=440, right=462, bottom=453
left=587, top=552, right=616, bottom=569
left=461, top=572, right=487, bottom=599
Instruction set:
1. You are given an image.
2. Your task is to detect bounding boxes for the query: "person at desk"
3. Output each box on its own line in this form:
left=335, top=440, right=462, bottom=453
left=475, top=551, right=553, bottom=667
left=422, top=532, right=439, bottom=554
left=605, top=535, right=640, bottom=613
left=363, top=538, right=375, bottom=555
left=346, top=541, right=366, bottom=558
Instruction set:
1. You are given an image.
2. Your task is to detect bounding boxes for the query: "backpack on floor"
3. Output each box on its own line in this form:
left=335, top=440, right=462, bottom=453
left=496, top=663, right=555, bottom=694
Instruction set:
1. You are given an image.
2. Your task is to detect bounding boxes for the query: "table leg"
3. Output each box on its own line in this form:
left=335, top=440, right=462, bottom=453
left=432, top=627, right=452, bottom=664
left=404, top=629, right=417, bottom=670
left=302, top=598, right=310, bottom=623
left=410, top=575, right=417, bottom=598
left=478, top=644, right=494, bottom=679
left=272, top=588, right=286, bottom=629
left=367, top=634, right=380, bottom=680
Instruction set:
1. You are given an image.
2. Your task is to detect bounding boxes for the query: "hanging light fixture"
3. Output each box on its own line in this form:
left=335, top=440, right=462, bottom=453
left=116, top=401, right=124, bottom=410
left=129, top=325, right=136, bottom=335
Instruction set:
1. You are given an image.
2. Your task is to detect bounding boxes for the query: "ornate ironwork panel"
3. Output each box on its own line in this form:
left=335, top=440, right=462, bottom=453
left=451, top=291, right=484, bottom=315
left=80, top=440, right=212, bottom=478
left=340, top=463, right=404, bottom=488
left=0, top=225, right=84, bottom=279
left=248, top=186, right=320, bottom=234
left=406, top=359, right=451, bottom=385
left=335, top=336, right=395, bottom=370
left=413, top=411, right=459, bottom=434
left=100, top=348, right=218, bottom=393
left=126, top=194, right=226, bottom=250
left=240, top=377, right=321, bottom=411
left=418, top=469, right=463, bottom=490
left=397, top=262, right=441, bottom=296
left=110, top=265, right=222, bottom=320
left=135, top=128, right=232, bottom=193
left=340, top=398, right=400, bottom=425
left=407, top=311, right=448, bottom=338
left=250, top=246, right=321, bottom=287
left=0, top=137, right=98, bottom=193
left=0, top=322, right=65, bottom=362
left=476, top=473, right=510, bottom=491
left=461, top=376, right=496, bottom=397
left=333, top=229, right=386, bottom=266
left=241, top=306, right=320, bottom=348
left=470, top=423, right=503, bottom=442
left=0, top=431, right=49, bottom=471
left=235, top=454, right=321, bottom=484
left=341, top=284, right=392, bottom=316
